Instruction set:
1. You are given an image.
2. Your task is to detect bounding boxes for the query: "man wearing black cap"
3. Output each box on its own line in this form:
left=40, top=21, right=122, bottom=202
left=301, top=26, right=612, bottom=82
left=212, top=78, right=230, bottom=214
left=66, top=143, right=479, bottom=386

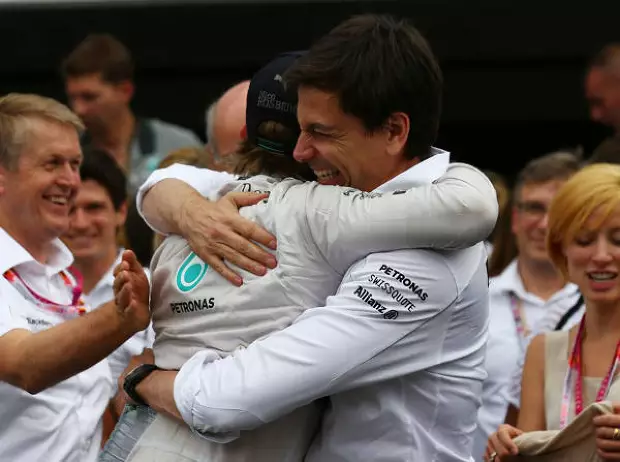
left=128, top=15, right=497, bottom=462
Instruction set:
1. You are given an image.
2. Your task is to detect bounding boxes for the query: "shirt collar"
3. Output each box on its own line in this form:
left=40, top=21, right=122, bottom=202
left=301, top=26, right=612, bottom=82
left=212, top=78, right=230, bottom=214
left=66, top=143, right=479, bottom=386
left=373, top=148, right=450, bottom=193
left=90, top=249, right=124, bottom=294
left=491, top=258, right=578, bottom=300
left=0, top=227, right=74, bottom=276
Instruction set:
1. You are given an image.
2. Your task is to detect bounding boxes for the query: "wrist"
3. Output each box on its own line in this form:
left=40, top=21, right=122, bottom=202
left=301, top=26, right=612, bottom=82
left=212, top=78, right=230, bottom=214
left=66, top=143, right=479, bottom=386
left=124, top=364, right=161, bottom=406
left=178, top=191, right=210, bottom=237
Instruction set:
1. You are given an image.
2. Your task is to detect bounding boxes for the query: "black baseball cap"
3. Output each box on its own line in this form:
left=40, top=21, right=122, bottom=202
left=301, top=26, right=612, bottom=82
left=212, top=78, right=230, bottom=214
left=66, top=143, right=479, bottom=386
left=245, top=51, right=305, bottom=156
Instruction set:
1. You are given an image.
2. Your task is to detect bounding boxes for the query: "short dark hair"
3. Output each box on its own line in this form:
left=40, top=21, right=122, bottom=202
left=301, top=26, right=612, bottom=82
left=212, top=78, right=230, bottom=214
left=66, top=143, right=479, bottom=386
left=590, top=136, right=620, bottom=165
left=514, top=150, right=583, bottom=199
left=588, top=43, right=620, bottom=71
left=61, top=34, right=134, bottom=84
left=284, top=14, right=443, bottom=160
left=80, top=147, right=127, bottom=210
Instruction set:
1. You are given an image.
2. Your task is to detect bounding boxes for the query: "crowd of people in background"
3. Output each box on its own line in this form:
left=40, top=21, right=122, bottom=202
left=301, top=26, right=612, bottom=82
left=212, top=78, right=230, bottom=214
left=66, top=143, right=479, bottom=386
left=2, top=10, right=620, bottom=462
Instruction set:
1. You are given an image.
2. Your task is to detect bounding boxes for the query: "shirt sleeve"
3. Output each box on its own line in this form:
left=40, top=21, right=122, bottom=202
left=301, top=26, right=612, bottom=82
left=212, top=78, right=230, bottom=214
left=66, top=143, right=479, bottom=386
left=173, top=250, right=459, bottom=436
left=0, top=282, right=29, bottom=337
left=136, top=164, right=238, bottom=234
left=301, top=162, right=498, bottom=273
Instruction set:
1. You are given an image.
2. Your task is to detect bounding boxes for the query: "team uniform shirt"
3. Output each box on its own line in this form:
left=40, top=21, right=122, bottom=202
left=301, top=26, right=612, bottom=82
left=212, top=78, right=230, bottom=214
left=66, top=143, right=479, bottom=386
left=472, top=260, right=583, bottom=460
left=81, top=249, right=155, bottom=392
left=0, top=229, right=113, bottom=462
left=137, top=151, right=497, bottom=462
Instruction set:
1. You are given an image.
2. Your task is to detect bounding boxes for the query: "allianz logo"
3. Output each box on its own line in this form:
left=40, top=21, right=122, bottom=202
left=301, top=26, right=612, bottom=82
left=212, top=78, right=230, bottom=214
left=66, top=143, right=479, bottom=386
left=176, top=252, right=209, bottom=293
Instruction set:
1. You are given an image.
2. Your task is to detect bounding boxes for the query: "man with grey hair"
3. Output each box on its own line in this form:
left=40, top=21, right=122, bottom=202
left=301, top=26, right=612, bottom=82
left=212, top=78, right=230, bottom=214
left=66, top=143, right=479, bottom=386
left=0, top=93, right=151, bottom=461
left=204, top=80, right=249, bottom=170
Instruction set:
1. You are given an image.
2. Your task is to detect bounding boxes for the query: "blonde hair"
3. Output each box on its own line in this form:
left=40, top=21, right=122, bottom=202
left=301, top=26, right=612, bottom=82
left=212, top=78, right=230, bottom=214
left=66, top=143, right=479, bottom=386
left=0, top=93, right=84, bottom=169
left=547, top=163, right=620, bottom=277
left=222, top=121, right=313, bottom=181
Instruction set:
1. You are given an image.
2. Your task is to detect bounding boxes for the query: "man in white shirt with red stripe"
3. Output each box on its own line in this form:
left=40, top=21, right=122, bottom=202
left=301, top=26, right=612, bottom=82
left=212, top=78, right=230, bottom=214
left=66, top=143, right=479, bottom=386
left=120, top=15, right=496, bottom=462
left=0, top=93, right=150, bottom=462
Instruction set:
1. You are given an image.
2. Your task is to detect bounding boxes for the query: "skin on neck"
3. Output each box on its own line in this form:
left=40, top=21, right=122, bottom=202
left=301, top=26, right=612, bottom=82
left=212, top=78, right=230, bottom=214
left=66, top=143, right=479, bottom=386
left=583, top=299, right=620, bottom=342
left=0, top=217, right=54, bottom=264
left=518, top=257, right=566, bottom=301
left=72, top=245, right=119, bottom=294
left=90, top=108, right=135, bottom=167
left=366, top=156, right=419, bottom=191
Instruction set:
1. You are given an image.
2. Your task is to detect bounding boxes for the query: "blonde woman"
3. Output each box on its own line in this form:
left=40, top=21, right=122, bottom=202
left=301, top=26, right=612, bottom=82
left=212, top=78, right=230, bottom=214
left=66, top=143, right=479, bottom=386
left=486, top=163, right=620, bottom=461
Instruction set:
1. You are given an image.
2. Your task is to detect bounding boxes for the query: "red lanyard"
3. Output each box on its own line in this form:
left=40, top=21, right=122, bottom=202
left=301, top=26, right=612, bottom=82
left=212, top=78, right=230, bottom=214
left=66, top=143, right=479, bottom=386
left=3, top=268, right=86, bottom=318
left=509, top=293, right=531, bottom=341
left=558, top=317, right=620, bottom=428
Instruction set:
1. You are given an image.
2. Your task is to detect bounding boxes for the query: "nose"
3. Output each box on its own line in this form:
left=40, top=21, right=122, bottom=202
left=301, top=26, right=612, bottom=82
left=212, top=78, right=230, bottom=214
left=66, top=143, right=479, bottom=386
left=57, top=163, right=81, bottom=189
left=71, top=98, right=88, bottom=119
left=71, top=208, right=89, bottom=231
left=592, top=237, right=614, bottom=264
left=293, top=133, right=315, bottom=162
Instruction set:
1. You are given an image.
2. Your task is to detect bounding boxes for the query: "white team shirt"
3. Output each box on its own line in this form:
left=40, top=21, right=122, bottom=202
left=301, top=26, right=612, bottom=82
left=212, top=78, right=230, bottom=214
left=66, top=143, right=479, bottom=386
left=82, top=249, right=155, bottom=392
left=0, top=228, right=113, bottom=462
left=137, top=151, right=497, bottom=461
left=473, top=260, right=583, bottom=460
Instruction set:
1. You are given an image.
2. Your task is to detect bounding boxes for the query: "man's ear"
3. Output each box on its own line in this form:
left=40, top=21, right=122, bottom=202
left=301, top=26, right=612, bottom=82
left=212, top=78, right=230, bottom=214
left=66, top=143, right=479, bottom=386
left=116, top=200, right=128, bottom=228
left=116, top=81, right=135, bottom=104
left=0, top=165, right=8, bottom=196
left=385, top=112, right=410, bottom=157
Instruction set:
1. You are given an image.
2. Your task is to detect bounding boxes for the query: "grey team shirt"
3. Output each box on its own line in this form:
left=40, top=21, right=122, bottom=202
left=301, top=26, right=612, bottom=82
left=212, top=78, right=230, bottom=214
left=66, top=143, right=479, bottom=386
left=150, top=168, right=494, bottom=371
left=141, top=158, right=497, bottom=461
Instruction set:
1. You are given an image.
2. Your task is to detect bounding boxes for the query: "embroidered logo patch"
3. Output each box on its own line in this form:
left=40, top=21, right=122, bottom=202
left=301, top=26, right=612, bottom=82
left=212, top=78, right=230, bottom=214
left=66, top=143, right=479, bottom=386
left=176, top=252, right=208, bottom=293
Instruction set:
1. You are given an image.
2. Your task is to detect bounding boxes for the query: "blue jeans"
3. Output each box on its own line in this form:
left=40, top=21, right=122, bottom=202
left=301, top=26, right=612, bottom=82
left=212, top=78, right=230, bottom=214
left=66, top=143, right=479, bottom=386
left=99, top=404, right=157, bottom=462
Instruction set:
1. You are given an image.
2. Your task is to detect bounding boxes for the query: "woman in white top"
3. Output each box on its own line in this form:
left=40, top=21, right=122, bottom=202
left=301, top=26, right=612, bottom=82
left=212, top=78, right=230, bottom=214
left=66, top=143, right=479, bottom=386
left=485, top=163, right=620, bottom=461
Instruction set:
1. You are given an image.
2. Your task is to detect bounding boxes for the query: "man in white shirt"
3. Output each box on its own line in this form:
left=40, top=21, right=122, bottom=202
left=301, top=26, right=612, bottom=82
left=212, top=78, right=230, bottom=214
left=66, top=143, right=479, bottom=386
left=0, top=93, right=150, bottom=462
left=121, top=14, right=496, bottom=462
left=61, top=147, right=154, bottom=421
left=473, top=151, right=584, bottom=460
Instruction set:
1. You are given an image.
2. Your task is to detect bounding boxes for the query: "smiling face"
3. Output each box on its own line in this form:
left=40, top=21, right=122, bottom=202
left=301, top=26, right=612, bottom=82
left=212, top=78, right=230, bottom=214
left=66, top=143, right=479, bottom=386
left=512, top=180, right=566, bottom=265
left=564, top=207, right=620, bottom=306
left=62, top=179, right=126, bottom=261
left=292, top=87, right=411, bottom=192
left=65, top=72, right=132, bottom=133
left=0, top=119, right=82, bottom=244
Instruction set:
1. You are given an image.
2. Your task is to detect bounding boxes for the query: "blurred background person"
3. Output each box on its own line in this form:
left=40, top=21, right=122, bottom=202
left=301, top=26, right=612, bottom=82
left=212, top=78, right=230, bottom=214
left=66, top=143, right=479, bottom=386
left=586, top=43, right=620, bottom=146
left=485, top=163, right=620, bottom=461
left=474, top=151, right=584, bottom=460
left=204, top=80, right=249, bottom=172
left=61, top=34, right=202, bottom=194
left=61, top=147, right=154, bottom=432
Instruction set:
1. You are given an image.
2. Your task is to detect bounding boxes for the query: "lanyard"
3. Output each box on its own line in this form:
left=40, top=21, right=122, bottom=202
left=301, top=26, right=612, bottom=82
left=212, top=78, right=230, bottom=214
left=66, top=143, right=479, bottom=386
left=558, top=317, right=620, bottom=428
left=3, top=268, right=86, bottom=318
left=509, top=292, right=531, bottom=340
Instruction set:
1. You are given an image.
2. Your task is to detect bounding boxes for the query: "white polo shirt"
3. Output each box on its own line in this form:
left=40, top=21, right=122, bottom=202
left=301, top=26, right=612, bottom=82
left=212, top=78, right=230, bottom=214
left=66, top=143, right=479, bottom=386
left=472, top=260, right=583, bottom=460
left=137, top=152, right=494, bottom=462
left=82, top=249, right=155, bottom=391
left=0, top=228, right=113, bottom=462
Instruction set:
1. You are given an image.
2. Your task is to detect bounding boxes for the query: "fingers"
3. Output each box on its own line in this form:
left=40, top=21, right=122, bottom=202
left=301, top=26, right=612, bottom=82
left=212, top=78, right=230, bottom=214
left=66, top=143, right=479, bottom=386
left=227, top=192, right=270, bottom=208
left=497, top=427, right=520, bottom=455
left=113, top=259, right=129, bottom=278
left=123, top=249, right=143, bottom=273
left=595, top=414, right=620, bottom=427
left=201, top=254, right=243, bottom=287
left=116, top=282, right=132, bottom=312
left=221, top=215, right=277, bottom=257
